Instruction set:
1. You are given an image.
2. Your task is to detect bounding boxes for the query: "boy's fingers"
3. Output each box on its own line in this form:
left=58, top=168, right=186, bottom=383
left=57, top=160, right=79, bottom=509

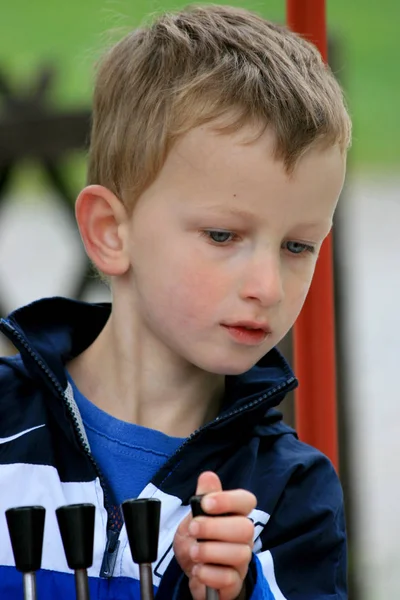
left=201, top=489, right=257, bottom=516
left=195, top=471, right=223, bottom=495
left=190, top=541, right=252, bottom=575
left=175, top=472, right=222, bottom=538
left=191, top=562, right=245, bottom=595
left=189, top=515, right=254, bottom=545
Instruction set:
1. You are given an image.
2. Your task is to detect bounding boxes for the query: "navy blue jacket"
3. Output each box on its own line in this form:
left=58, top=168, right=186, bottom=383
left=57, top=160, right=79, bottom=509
left=0, top=297, right=347, bottom=599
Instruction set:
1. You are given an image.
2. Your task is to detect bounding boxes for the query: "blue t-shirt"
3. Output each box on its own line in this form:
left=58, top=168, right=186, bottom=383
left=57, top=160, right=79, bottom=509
left=67, top=374, right=185, bottom=505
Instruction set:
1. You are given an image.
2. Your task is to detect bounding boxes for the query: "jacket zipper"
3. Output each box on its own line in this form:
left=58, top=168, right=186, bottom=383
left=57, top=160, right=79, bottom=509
left=0, top=319, right=120, bottom=577
left=0, top=318, right=296, bottom=579
left=164, top=375, right=296, bottom=465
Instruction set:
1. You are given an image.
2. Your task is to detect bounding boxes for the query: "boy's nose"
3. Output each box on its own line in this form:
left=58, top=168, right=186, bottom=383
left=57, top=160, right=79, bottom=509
left=239, top=255, right=284, bottom=308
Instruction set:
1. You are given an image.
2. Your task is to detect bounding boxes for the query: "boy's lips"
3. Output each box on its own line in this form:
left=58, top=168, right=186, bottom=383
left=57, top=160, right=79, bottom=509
left=222, top=320, right=272, bottom=333
left=221, top=321, right=272, bottom=346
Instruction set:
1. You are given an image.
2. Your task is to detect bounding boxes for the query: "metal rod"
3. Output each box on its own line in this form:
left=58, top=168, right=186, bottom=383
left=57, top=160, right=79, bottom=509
left=75, top=568, right=90, bottom=600
left=23, top=572, right=37, bottom=600
left=139, top=563, right=154, bottom=600
left=206, top=587, right=219, bottom=600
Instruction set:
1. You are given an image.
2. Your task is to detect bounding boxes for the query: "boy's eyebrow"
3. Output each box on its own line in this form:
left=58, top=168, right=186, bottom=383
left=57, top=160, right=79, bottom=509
left=199, top=205, right=332, bottom=230
left=201, top=205, right=257, bottom=220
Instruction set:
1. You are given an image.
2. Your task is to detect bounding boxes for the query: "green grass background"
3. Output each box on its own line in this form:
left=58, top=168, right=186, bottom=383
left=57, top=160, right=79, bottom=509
left=0, top=0, right=398, bottom=191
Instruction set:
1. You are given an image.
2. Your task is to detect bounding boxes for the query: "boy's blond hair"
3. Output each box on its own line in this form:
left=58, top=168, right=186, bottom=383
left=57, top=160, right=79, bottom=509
left=87, top=4, right=351, bottom=208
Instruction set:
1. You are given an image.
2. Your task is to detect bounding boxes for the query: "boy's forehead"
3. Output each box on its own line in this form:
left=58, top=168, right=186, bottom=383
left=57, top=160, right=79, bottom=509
left=162, top=123, right=345, bottom=205
left=164, top=123, right=279, bottom=194
left=173, top=122, right=273, bottom=167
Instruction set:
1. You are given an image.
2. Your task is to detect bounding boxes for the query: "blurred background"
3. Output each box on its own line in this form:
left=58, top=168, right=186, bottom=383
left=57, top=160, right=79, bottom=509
left=0, top=1, right=398, bottom=598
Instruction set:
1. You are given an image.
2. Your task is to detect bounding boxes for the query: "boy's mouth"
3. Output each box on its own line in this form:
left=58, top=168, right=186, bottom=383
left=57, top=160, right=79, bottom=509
left=221, top=321, right=272, bottom=345
left=222, top=320, right=272, bottom=333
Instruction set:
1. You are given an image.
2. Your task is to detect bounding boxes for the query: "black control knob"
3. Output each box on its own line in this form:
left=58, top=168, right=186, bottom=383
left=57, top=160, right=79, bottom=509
left=190, top=495, right=207, bottom=518
left=56, top=503, right=96, bottom=570
left=122, top=498, right=161, bottom=564
left=5, top=506, right=46, bottom=573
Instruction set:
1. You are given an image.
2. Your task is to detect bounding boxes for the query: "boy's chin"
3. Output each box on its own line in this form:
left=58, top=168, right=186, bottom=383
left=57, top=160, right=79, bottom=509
left=195, top=354, right=263, bottom=376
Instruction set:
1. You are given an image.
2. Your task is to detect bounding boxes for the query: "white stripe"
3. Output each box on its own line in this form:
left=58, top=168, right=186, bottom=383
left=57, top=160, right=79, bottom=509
left=0, top=463, right=108, bottom=576
left=250, top=507, right=271, bottom=537
left=0, top=470, right=192, bottom=581
left=257, top=549, right=288, bottom=600
left=0, top=424, right=45, bottom=445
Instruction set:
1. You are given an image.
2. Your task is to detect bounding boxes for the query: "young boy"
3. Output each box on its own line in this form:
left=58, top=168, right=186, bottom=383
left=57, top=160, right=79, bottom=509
left=0, top=4, right=351, bottom=600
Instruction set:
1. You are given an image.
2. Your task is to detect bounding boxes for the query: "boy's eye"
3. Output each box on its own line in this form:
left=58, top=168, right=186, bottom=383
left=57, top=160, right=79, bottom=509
left=205, top=230, right=235, bottom=243
left=284, top=241, right=315, bottom=255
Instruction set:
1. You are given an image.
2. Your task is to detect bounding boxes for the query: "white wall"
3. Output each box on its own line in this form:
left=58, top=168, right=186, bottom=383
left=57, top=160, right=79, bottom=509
left=338, top=175, right=400, bottom=599
left=0, top=192, right=110, bottom=355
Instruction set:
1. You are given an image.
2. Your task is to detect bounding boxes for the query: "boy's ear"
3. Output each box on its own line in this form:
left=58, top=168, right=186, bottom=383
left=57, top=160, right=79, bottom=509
left=75, top=185, right=130, bottom=276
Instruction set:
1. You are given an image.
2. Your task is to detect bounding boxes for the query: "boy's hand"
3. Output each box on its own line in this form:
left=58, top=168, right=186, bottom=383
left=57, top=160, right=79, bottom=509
left=173, top=472, right=256, bottom=600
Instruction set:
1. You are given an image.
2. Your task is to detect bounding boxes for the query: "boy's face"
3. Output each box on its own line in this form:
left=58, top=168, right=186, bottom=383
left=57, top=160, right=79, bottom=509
left=121, top=123, right=346, bottom=375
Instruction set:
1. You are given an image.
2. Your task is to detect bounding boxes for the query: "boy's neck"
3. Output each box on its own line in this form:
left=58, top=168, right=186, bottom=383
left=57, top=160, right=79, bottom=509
left=67, top=301, right=225, bottom=438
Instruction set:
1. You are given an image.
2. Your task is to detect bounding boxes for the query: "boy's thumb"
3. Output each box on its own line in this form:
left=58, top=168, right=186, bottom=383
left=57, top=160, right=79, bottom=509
left=195, top=471, right=223, bottom=495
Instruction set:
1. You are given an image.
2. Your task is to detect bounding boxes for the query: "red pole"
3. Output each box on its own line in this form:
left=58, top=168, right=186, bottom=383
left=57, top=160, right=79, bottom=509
left=286, top=0, right=339, bottom=472
left=287, top=1, right=328, bottom=61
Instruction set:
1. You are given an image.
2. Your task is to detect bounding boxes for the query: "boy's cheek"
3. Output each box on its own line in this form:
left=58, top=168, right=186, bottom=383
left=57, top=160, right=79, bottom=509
left=167, top=264, right=229, bottom=308
left=286, top=269, right=315, bottom=305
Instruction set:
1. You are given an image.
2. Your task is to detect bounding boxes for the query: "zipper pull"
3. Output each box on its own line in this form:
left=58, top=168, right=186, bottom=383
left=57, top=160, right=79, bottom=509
left=100, top=528, right=120, bottom=578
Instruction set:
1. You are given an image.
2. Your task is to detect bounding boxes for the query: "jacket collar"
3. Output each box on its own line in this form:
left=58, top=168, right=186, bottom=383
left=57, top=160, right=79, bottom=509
left=2, top=296, right=297, bottom=415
